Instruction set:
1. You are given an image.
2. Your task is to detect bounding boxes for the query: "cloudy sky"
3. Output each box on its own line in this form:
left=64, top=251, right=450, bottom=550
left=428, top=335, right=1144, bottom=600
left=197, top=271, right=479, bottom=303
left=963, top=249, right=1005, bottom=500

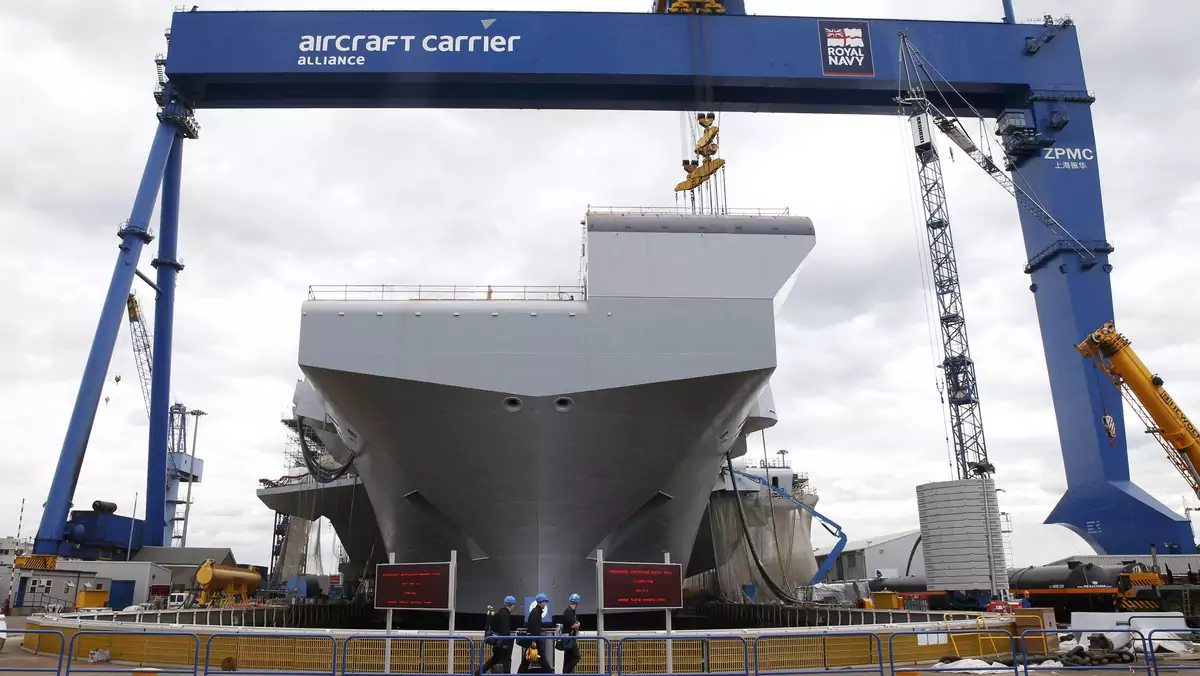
left=2, top=0, right=1198, bottom=574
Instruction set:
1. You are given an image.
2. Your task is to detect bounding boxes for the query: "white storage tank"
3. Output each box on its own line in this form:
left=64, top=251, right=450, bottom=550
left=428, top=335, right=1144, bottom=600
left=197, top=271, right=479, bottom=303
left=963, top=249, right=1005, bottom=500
left=916, top=478, right=1007, bottom=593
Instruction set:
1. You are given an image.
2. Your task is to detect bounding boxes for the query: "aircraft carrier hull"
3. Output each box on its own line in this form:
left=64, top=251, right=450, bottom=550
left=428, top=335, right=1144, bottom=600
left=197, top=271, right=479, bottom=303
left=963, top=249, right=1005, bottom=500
left=296, top=211, right=816, bottom=613
left=304, top=367, right=769, bottom=612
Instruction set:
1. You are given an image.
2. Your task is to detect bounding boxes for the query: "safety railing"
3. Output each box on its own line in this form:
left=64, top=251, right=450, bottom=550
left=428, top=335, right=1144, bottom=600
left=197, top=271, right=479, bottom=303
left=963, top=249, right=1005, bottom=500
left=1146, top=627, right=1200, bottom=675
left=343, top=633, right=475, bottom=676
left=0, top=629, right=65, bottom=674
left=753, top=632, right=883, bottom=676
left=66, top=630, right=200, bottom=676
left=51, top=604, right=294, bottom=627
left=476, top=635, right=611, bottom=676
left=703, top=601, right=948, bottom=627
left=204, top=633, right=336, bottom=676
left=587, top=206, right=791, bottom=217
left=616, top=634, right=750, bottom=675
left=307, top=284, right=586, bottom=301
left=1019, top=628, right=1149, bottom=676
left=15, top=625, right=1118, bottom=676
left=888, top=629, right=1018, bottom=676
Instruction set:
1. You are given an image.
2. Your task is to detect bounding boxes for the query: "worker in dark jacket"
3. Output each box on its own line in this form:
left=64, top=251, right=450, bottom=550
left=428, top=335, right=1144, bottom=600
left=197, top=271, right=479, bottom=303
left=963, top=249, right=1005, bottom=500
left=560, top=593, right=582, bottom=674
left=518, top=594, right=553, bottom=673
left=479, top=596, right=516, bottom=675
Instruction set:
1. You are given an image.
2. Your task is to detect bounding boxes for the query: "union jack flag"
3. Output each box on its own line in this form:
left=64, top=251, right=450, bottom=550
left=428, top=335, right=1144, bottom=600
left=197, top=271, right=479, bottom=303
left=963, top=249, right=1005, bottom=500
left=825, top=27, right=865, bottom=48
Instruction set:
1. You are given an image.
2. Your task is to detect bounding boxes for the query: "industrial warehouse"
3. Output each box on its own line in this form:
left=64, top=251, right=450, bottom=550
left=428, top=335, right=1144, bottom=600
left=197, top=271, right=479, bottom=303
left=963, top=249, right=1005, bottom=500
left=2, top=0, right=1199, bottom=674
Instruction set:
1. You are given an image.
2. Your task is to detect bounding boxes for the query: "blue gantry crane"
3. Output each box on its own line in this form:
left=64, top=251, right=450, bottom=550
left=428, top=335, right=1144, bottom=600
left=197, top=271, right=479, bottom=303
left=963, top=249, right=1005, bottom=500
left=33, top=0, right=1195, bottom=557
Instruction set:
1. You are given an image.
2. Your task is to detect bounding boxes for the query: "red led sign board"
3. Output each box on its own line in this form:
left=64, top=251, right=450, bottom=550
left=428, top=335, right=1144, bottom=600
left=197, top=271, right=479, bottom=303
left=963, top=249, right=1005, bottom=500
left=374, top=562, right=452, bottom=610
left=601, top=562, right=683, bottom=610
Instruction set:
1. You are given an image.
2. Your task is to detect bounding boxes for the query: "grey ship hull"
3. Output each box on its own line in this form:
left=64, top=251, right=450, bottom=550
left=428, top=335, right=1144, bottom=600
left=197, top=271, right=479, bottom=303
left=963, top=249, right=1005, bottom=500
left=296, top=211, right=816, bottom=613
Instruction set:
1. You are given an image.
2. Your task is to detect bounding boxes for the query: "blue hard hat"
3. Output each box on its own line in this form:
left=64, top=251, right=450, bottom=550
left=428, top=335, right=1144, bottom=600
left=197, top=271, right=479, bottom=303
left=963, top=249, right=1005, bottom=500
left=504, top=596, right=516, bottom=605
left=568, top=593, right=581, bottom=604
left=535, top=593, right=549, bottom=603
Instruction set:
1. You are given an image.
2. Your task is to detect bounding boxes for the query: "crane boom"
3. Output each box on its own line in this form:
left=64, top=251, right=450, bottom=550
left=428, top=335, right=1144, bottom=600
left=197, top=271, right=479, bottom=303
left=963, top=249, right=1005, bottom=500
left=126, top=293, right=155, bottom=418
left=897, top=33, right=1096, bottom=273
left=729, top=468, right=847, bottom=587
left=1077, top=323, right=1200, bottom=497
left=908, top=114, right=990, bottom=480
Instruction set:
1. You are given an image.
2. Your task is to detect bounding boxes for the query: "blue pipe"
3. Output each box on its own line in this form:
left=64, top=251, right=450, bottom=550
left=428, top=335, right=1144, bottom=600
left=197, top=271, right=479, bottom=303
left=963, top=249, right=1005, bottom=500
left=147, top=133, right=184, bottom=547
left=730, top=469, right=848, bottom=586
left=1001, top=0, right=1015, bottom=24
left=33, top=122, right=179, bottom=555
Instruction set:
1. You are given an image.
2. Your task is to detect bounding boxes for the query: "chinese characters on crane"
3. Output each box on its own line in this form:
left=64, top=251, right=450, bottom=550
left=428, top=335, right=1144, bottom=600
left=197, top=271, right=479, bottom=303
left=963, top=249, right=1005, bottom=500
left=601, top=562, right=683, bottom=610
left=374, top=562, right=452, bottom=610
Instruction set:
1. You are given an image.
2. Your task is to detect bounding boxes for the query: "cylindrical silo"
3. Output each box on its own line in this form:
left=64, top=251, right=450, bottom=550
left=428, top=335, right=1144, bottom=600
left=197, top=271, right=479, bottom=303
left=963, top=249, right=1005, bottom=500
left=916, top=478, right=1008, bottom=593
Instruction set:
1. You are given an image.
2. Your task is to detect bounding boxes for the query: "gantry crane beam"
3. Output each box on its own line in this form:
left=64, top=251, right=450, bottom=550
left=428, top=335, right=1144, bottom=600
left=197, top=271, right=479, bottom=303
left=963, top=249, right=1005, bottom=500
left=35, top=4, right=1188, bottom=558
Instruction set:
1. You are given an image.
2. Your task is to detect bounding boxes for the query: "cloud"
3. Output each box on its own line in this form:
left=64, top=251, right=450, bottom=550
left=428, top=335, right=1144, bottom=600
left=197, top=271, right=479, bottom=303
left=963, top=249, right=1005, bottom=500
left=1, top=0, right=1197, bottom=578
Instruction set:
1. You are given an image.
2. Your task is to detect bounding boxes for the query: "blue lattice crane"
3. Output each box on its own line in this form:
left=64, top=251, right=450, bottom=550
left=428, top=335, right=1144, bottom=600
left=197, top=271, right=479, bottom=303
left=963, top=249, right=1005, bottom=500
left=125, top=292, right=205, bottom=547
left=895, top=31, right=1099, bottom=484
left=901, top=108, right=993, bottom=481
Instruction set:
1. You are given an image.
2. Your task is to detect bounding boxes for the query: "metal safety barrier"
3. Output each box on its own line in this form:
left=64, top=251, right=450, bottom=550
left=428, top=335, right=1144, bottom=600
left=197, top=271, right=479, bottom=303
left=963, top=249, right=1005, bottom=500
left=753, top=632, right=884, bottom=676
left=203, top=632, right=336, bottom=676
left=888, top=629, right=1018, bottom=676
left=476, top=634, right=611, bottom=676
left=343, top=633, right=476, bottom=676
left=0, top=629, right=65, bottom=674
left=66, top=630, right=200, bottom=676
left=1140, top=628, right=1200, bottom=676
left=1019, top=628, right=1150, bottom=676
left=616, top=634, right=750, bottom=676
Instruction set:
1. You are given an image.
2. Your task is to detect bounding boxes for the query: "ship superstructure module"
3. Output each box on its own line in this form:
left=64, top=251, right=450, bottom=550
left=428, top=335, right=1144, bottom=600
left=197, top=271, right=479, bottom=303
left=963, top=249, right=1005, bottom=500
left=297, top=211, right=812, bottom=611
left=33, top=0, right=1196, bottom=585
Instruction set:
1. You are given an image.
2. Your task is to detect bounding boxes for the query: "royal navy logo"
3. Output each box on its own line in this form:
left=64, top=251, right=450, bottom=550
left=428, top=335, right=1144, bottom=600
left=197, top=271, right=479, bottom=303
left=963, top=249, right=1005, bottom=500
left=818, top=20, right=874, bottom=77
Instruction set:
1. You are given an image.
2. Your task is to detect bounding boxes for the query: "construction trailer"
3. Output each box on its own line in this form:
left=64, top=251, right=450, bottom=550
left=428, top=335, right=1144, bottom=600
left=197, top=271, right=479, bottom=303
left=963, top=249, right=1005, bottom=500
left=53, top=560, right=172, bottom=609
left=9, top=568, right=100, bottom=615
left=815, top=530, right=924, bottom=582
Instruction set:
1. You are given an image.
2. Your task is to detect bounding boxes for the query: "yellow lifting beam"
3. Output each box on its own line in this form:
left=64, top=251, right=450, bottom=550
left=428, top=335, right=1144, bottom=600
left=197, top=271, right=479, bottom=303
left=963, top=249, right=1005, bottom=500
left=674, top=158, right=726, bottom=191
left=664, top=0, right=727, bottom=14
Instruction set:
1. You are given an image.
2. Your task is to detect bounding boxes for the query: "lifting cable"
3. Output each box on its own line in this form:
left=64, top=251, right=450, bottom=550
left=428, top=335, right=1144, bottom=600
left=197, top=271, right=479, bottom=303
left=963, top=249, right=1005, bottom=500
left=899, top=35, right=1092, bottom=260
left=904, top=534, right=922, bottom=577
left=724, top=453, right=802, bottom=604
left=1091, top=362, right=1117, bottom=445
left=759, top=430, right=792, bottom=588
left=294, top=415, right=356, bottom=483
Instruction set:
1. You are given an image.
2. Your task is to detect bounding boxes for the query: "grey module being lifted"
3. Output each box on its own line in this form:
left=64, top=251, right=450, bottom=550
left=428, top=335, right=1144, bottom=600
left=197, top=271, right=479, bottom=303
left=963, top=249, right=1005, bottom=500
left=293, top=208, right=816, bottom=613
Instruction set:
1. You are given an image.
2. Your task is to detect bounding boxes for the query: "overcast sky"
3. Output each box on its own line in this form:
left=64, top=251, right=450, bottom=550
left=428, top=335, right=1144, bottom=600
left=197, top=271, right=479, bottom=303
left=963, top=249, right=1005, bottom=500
left=1, top=0, right=1198, bottom=574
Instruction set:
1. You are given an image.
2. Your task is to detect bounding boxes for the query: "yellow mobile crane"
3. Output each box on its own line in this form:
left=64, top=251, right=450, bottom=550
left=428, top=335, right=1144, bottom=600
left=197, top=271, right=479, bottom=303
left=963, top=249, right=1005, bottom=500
left=1076, top=322, right=1200, bottom=498
left=1078, top=322, right=1200, bottom=612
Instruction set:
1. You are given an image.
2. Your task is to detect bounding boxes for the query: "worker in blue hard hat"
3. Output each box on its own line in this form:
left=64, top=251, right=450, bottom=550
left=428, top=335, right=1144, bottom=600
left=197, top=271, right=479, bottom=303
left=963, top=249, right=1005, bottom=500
left=557, top=593, right=582, bottom=673
left=479, top=595, right=517, bottom=675
left=518, top=594, right=553, bottom=673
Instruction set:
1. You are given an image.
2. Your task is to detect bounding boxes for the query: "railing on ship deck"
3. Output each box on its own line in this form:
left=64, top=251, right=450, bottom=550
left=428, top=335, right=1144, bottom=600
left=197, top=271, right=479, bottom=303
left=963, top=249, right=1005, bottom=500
left=586, top=205, right=791, bottom=216
left=307, top=285, right=586, bottom=302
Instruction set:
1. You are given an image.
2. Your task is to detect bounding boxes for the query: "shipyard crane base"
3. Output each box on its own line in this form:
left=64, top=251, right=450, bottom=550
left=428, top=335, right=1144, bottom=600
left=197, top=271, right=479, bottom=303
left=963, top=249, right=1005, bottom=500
left=33, top=2, right=1193, bottom=557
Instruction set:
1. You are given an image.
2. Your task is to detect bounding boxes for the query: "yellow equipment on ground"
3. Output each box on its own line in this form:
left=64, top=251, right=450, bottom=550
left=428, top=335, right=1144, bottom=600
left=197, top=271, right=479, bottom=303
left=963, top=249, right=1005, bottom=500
left=194, top=559, right=261, bottom=606
left=1077, top=322, right=1200, bottom=498
left=76, top=589, right=110, bottom=609
left=1115, top=564, right=1164, bottom=612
